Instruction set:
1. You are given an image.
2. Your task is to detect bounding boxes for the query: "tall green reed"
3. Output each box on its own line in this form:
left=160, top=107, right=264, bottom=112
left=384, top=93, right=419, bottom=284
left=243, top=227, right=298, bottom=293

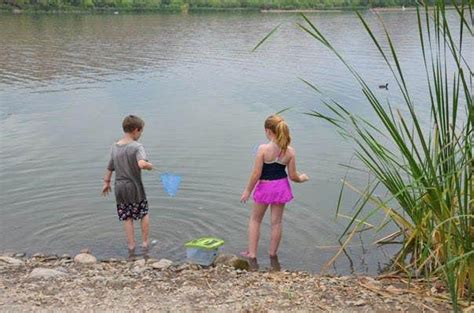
left=255, top=0, right=473, bottom=309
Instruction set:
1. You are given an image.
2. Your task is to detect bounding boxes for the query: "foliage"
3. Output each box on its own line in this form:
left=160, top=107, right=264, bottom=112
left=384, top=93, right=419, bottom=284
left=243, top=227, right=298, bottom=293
left=1, top=0, right=463, bottom=11
left=290, top=1, right=472, bottom=310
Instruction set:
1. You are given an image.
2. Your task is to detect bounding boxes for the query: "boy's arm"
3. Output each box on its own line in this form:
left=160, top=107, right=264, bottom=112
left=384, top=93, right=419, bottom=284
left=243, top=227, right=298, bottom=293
left=137, top=145, right=153, bottom=170
left=138, top=159, right=153, bottom=170
left=102, top=169, right=113, bottom=196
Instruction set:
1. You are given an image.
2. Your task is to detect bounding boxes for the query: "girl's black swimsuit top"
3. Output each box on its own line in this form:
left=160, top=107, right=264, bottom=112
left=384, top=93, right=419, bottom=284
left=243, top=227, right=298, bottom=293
left=260, top=162, right=287, bottom=180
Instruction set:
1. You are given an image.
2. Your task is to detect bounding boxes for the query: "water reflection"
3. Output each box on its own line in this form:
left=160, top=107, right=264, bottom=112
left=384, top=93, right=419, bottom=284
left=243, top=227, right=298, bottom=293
left=0, top=11, right=471, bottom=274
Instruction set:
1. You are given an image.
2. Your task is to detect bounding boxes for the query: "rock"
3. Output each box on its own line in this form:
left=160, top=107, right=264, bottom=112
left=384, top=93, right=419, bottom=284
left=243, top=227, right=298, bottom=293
left=32, top=253, right=44, bottom=258
left=145, top=258, right=159, bottom=264
left=214, top=254, right=249, bottom=271
left=386, top=285, right=404, bottom=295
left=188, top=264, right=201, bottom=270
left=134, top=259, right=146, bottom=267
left=132, top=266, right=148, bottom=274
left=214, top=254, right=235, bottom=265
left=0, top=256, right=24, bottom=266
left=60, top=258, right=73, bottom=265
left=80, top=248, right=91, bottom=254
left=61, top=254, right=71, bottom=259
left=151, top=259, right=173, bottom=270
left=14, top=253, right=26, bottom=258
left=353, top=300, right=367, bottom=306
left=74, top=253, right=97, bottom=264
left=29, top=268, right=67, bottom=279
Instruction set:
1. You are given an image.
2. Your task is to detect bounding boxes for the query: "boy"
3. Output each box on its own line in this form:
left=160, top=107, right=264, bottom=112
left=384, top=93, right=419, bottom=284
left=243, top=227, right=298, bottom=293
left=102, top=115, right=153, bottom=259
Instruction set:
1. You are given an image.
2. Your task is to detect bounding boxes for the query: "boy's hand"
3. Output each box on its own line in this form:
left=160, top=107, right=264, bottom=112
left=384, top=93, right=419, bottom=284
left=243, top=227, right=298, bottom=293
left=138, top=160, right=153, bottom=171
left=102, top=182, right=111, bottom=196
left=240, top=190, right=250, bottom=203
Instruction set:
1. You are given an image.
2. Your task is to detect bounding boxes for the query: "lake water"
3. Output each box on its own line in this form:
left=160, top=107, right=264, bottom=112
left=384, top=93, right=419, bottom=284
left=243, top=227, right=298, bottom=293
left=0, top=10, right=471, bottom=273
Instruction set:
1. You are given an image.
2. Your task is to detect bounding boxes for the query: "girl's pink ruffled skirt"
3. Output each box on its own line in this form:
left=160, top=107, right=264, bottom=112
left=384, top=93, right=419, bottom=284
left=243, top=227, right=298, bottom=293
left=253, top=177, right=293, bottom=205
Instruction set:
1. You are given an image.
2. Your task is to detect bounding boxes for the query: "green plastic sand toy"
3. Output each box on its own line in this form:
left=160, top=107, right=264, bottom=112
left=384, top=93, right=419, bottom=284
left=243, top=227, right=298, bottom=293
left=185, top=237, right=225, bottom=250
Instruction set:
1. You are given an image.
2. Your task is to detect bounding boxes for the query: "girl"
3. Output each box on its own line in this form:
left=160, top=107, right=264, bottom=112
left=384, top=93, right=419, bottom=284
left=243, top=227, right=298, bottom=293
left=240, top=115, right=309, bottom=270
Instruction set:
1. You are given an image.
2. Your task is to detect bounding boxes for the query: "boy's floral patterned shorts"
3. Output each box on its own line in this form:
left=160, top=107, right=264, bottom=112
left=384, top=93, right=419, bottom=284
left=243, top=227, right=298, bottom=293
left=116, top=199, right=149, bottom=221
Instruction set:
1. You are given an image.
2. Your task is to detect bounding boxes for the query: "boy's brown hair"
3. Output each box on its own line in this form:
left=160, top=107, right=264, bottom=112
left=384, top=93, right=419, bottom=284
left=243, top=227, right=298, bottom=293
left=122, top=115, right=145, bottom=133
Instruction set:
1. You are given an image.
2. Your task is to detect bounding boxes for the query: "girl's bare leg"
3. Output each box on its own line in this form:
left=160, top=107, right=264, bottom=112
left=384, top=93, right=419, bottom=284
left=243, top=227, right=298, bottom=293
left=247, top=203, right=268, bottom=258
left=269, top=204, right=284, bottom=257
left=141, top=214, right=150, bottom=248
left=123, top=218, right=135, bottom=250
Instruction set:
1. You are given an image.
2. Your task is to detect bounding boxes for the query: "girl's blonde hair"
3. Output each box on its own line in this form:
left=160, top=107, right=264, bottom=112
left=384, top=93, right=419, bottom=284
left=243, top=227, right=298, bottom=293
left=265, top=115, right=291, bottom=152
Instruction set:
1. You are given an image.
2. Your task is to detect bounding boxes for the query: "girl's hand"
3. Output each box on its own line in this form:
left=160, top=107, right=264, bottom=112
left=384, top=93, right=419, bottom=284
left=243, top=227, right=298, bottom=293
left=102, top=182, right=111, bottom=196
left=299, top=173, right=309, bottom=183
left=240, top=190, right=250, bottom=203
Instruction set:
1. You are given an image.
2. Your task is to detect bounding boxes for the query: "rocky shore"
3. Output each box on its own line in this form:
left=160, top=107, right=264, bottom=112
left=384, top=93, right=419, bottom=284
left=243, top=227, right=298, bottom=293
left=0, top=252, right=455, bottom=312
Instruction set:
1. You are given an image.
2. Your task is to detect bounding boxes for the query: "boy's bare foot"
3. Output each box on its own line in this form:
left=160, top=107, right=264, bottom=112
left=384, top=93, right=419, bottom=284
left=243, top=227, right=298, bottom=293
left=128, top=248, right=136, bottom=261
left=142, top=245, right=149, bottom=260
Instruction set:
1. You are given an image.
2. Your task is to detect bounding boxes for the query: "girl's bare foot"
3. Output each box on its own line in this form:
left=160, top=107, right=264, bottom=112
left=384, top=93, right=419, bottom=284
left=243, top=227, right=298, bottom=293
left=270, top=255, right=281, bottom=271
left=248, top=257, right=259, bottom=271
left=128, top=248, right=136, bottom=261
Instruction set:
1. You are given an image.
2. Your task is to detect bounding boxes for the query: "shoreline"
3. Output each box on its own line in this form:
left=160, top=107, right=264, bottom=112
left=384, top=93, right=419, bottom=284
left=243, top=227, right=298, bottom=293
left=0, top=251, right=455, bottom=311
left=0, top=5, right=449, bottom=15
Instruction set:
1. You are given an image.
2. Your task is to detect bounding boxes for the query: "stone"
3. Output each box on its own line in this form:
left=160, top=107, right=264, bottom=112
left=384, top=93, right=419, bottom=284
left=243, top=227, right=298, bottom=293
left=214, top=254, right=235, bottom=265
left=132, top=266, right=148, bottom=274
left=386, top=285, right=404, bottom=295
left=151, top=259, right=173, bottom=270
left=134, top=259, right=146, bottom=267
left=353, top=300, right=367, bottom=306
left=61, top=254, right=71, bottom=259
left=74, top=253, right=97, bottom=264
left=214, top=254, right=249, bottom=271
left=0, top=256, right=24, bottom=266
left=29, top=268, right=67, bottom=279
left=32, top=253, right=44, bottom=258
left=80, top=248, right=91, bottom=254
left=14, top=253, right=26, bottom=258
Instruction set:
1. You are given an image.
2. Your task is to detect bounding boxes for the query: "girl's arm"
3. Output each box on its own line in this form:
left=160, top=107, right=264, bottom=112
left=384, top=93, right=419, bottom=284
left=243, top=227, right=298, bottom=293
left=240, top=146, right=265, bottom=203
left=102, top=169, right=113, bottom=196
left=287, top=151, right=309, bottom=183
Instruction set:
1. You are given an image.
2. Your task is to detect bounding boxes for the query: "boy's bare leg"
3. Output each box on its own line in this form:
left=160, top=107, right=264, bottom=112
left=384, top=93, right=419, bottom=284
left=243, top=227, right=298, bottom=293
left=123, top=218, right=136, bottom=250
left=141, top=214, right=149, bottom=248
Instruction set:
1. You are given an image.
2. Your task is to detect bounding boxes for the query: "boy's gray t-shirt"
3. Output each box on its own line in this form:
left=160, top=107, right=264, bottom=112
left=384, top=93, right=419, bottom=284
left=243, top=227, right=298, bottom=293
left=107, top=141, right=148, bottom=205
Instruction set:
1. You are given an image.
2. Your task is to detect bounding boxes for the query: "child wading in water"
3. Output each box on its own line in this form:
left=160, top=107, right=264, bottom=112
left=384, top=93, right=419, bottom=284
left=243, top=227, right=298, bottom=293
left=241, top=115, right=309, bottom=270
left=102, top=115, right=153, bottom=259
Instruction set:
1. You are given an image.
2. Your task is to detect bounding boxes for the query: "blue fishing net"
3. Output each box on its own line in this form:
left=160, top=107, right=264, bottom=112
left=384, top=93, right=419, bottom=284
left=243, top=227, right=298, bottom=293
left=160, top=173, right=181, bottom=197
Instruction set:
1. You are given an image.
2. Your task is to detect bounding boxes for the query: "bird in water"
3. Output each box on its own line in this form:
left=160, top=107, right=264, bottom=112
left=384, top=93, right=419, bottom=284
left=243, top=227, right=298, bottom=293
left=379, top=83, right=389, bottom=90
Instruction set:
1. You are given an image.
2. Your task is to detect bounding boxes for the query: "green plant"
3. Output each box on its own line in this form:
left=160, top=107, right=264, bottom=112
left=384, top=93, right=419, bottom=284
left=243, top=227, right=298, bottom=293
left=304, top=2, right=472, bottom=310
